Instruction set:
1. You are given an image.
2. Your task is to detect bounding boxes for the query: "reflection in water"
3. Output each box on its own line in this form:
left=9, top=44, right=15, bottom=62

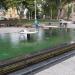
left=0, top=28, right=73, bottom=44
left=0, top=33, right=10, bottom=40
left=70, top=29, right=75, bottom=43
left=0, top=28, right=71, bottom=44
left=37, top=28, right=44, bottom=41
left=0, top=28, right=72, bottom=60
left=10, top=33, right=20, bottom=44
left=19, top=34, right=27, bottom=41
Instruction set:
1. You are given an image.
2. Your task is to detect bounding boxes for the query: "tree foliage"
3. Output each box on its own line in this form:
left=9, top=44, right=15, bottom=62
left=0, top=0, right=74, bottom=19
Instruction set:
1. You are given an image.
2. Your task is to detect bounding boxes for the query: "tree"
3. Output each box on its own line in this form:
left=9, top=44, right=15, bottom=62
left=42, top=0, right=58, bottom=19
left=0, top=0, right=74, bottom=19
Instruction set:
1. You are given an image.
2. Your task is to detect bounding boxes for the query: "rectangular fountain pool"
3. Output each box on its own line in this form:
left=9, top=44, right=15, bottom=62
left=0, top=28, right=70, bottom=61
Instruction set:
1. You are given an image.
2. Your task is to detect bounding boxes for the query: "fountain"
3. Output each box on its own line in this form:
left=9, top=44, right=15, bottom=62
left=19, top=28, right=38, bottom=40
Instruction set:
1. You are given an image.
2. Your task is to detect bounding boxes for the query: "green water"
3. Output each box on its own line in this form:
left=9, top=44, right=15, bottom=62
left=0, top=28, right=70, bottom=60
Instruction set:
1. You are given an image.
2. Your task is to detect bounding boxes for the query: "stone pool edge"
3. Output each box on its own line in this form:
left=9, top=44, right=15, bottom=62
left=0, top=43, right=75, bottom=75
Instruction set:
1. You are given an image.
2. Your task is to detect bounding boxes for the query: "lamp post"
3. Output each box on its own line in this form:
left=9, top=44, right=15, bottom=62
left=34, top=0, right=37, bottom=20
left=34, top=0, right=39, bottom=28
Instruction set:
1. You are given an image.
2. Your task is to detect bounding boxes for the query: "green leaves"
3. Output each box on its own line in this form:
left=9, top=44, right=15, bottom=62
left=0, top=0, right=73, bottom=19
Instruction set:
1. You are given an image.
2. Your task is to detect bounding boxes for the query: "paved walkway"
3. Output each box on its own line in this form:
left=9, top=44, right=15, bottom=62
left=35, top=55, right=75, bottom=75
left=9, top=50, right=75, bottom=75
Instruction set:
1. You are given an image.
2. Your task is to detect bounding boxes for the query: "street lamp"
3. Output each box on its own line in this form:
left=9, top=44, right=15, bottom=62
left=34, top=0, right=39, bottom=28
left=34, top=0, right=37, bottom=20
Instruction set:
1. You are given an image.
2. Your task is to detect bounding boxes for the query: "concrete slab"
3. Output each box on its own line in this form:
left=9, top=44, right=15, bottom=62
left=35, top=55, right=75, bottom=75
left=8, top=50, right=75, bottom=75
